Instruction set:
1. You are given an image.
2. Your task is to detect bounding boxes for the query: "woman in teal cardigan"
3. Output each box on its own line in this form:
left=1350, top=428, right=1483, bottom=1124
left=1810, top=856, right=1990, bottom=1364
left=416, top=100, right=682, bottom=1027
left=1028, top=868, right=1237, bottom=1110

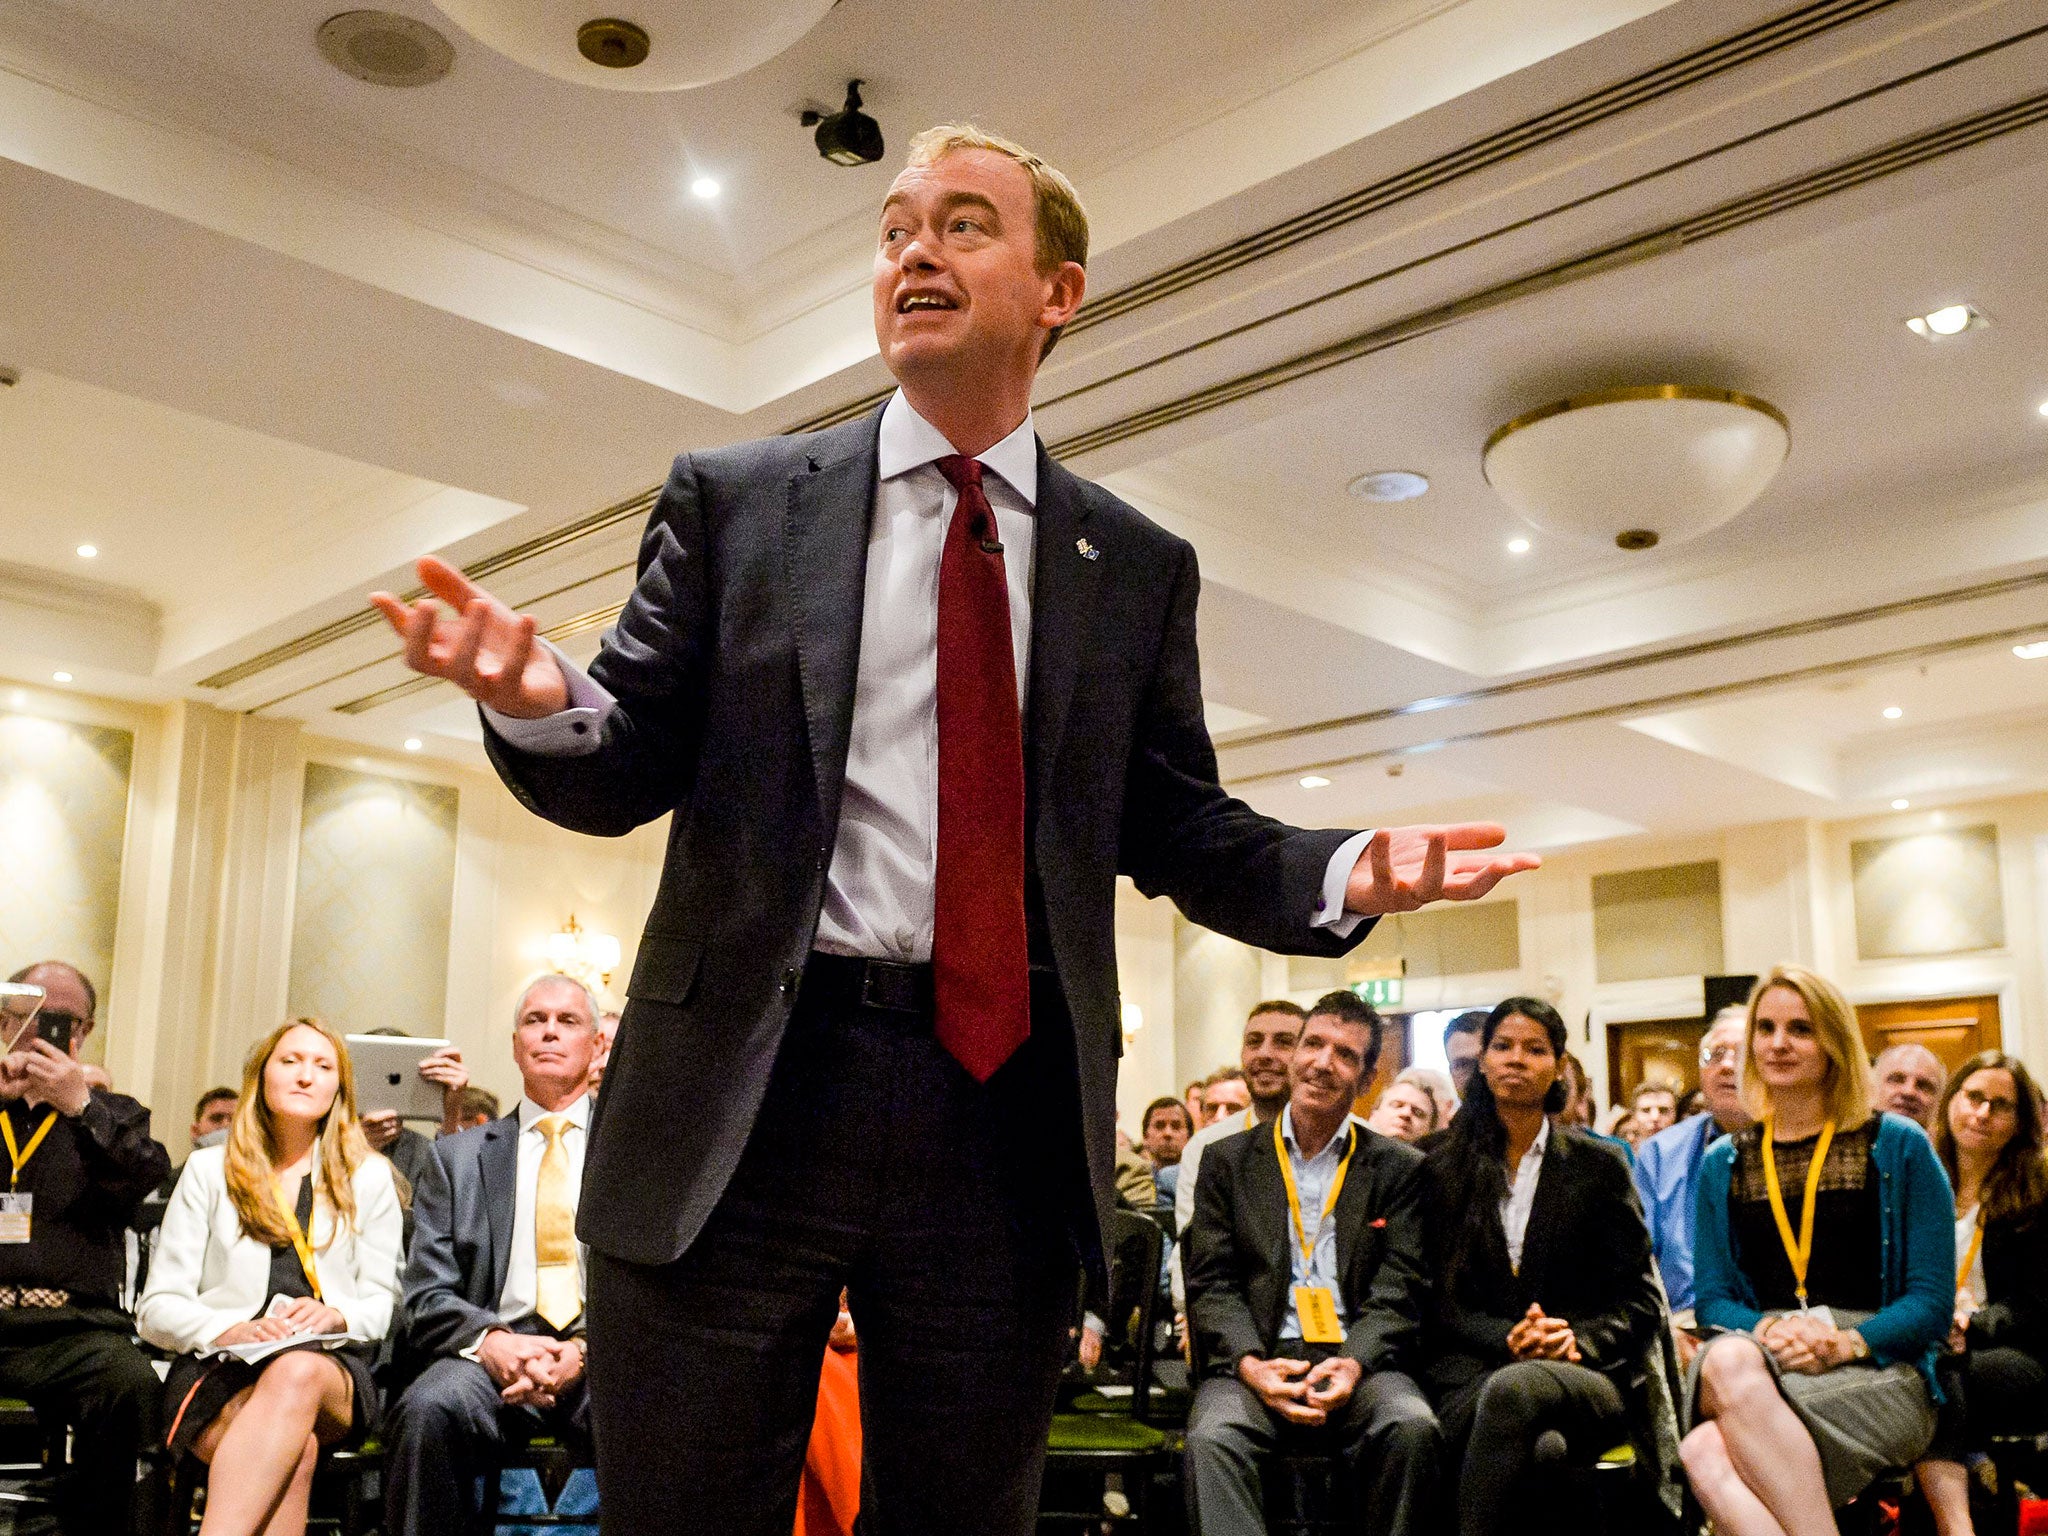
left=1681, top=966, right=1953, bottom=1536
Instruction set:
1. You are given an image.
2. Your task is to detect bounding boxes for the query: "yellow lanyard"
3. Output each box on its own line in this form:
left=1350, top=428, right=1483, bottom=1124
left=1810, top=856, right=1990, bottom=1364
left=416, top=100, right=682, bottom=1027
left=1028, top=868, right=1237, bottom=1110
left=1760, top=1117, right=1836, bottom=1308
left=0, top=1110, right=58, bottom=1190
left=274, top=1175, right=323, bottom=1300
left=1957, top=1208, right=1986, bottom=1292
left=1274, top=1115, right=1356, bottom=1263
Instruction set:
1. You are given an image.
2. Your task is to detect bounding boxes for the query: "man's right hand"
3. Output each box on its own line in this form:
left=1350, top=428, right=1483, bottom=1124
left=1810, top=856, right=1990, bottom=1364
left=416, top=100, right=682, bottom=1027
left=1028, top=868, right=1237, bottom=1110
left=370, top=557, right=568, bottom=720
left=477, top=1329, right=561, bottom=1401
left=1237, top=1355, right=1325, bottom=1426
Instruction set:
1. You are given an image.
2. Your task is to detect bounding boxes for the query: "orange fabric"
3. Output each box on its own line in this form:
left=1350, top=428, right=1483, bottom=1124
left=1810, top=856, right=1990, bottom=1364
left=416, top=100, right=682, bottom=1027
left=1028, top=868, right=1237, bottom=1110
left=794, top=1345, right=861, bottom=1536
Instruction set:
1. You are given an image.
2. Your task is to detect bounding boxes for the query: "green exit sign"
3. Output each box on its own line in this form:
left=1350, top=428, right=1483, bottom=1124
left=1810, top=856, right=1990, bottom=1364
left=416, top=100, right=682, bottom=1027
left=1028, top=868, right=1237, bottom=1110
left=1354, top=977, right=1404, bottom=1008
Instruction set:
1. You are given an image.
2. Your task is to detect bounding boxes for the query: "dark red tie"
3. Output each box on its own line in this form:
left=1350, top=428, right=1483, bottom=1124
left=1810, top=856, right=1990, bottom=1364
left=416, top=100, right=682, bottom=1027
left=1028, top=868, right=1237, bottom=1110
left=931, top=455, right=1030, bottom=1081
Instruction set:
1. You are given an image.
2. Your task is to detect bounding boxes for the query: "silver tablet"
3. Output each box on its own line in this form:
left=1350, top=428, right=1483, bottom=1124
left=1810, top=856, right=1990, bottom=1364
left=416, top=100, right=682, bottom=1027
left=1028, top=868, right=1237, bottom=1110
left=345, top=1034, right=452, bottom=1123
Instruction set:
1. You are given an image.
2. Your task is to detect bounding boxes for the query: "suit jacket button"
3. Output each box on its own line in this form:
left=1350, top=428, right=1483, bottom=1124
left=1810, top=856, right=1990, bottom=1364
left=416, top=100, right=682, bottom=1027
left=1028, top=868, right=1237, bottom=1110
left=780, top=968, right=801, bottom=997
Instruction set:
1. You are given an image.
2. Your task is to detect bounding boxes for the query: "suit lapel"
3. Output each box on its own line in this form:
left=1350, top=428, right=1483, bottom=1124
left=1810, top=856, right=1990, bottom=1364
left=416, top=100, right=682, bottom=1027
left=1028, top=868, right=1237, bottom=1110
left=1333, top=1122, right=1368, bottom=1288
left=1515, top=1128, right=1569, bottom=1297
left=785, top=415, right=882, bottom=840
left=479, top=1114, right=520, bottom=1302
left=1025, top=450, right=1101, bottom=817
left=1243, top=1122, right=1295, bottom=1338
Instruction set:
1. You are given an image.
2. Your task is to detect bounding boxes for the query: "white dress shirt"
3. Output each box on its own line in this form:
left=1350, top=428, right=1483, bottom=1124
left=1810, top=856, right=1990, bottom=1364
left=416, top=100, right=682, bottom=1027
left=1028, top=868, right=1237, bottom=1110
left=488, top=391, right=1370, bottom=958
left=1277, top=1105, right=1355, bottom=1342
left=1500, top=1115, right=1551, bottom=1272
left=494, top=1093, right=590, bottom=1325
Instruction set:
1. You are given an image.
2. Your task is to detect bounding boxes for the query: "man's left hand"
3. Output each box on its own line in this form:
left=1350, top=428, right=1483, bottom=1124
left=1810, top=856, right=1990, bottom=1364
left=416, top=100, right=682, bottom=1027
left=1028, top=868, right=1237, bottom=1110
left=418, top=1046, right=468, bottom=1135
left=1345, top=825, right=1540, bottom=916
left=1302, top=1356, right=1361, bottom=1412
left=8, top=1042, right=91, bottom=1116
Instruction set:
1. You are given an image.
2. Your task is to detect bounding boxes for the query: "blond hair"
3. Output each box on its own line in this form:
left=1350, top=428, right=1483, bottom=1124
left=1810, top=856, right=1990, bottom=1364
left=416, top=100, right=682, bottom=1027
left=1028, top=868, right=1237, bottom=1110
left=905, top=124, right=1088, bottom=356
left=223, top=1018, right=374, bottom=1248
left=1742, top=966, right=1873, bottom=1129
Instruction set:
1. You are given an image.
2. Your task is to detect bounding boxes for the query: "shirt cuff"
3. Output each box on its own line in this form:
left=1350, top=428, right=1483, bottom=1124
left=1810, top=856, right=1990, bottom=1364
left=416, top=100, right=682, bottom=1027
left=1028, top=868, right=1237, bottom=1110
left=1312, top=830, right=1374, bottom=939
left=480, top=641, right=615, bottom=757
left=458, top=1325, right=497, bottom=1362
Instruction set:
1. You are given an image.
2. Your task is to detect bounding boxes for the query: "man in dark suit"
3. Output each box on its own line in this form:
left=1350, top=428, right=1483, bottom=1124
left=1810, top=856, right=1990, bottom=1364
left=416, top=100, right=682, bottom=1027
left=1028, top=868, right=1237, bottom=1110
left=382, top=975, right=601, bottom=1536
left=1184, top=991, right=1441, bottom=1536
left=371, top=124, right=1534, bottom=1535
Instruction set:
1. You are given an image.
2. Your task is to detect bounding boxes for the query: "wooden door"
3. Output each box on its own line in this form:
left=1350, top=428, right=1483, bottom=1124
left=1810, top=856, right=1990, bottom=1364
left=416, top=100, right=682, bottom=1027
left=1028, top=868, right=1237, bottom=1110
left=1853, top=995, right=2001, bottom=1078
left=1606, top=1018, right=1708, bottom=1107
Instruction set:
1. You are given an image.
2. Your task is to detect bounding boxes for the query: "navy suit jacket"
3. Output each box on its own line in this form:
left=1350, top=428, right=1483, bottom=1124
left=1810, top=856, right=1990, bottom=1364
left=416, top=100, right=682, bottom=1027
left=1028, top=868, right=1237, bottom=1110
left=396, top=1113, right=536, bottom=1371
left=483, top=409, right=1369, bottom=1268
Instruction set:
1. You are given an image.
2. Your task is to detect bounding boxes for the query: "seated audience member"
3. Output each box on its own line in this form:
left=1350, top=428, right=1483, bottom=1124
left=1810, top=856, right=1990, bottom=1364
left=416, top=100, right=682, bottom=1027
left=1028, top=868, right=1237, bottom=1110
left=1912, top=1051, right=2048, bottom=1536
left=1202, top=1068, right=1252, bottom=1126
left=355, top=1029, right=472, bottom=1188
left=383, top=974, right=601, bottom=1536
left=0, top=959, right=171, bottom=1536
left=587, top=1011, right=619, bottom=1097
left=454, top=1087, right=500, bottom=1131
left=139, top=1018, right=402, bottom=1536
left=1675, top=1088, right=1708, bottom=1122
left=134, top=1085, right=248, bottom=1290
left=1632, top=1009, right=1751, bottom=1341
left=1184, top=992, right=1440, bottom=1536
left=1368, top=1077, right=1441, bottom=1144
left=1174, top=1003, right=1308, bottom=1312
left=1419, top=998, right=1663, bottom=1536
left=1115, top=1133, right=1159, bottom=1209
left=1185, top=1079, right=1208, bottom=1130
left=190, top=1087, right=240, bottom=1150
left=1683, top=966, right=1953, bottom=1528
left=1628, top=1080, right=1679, bottom=1144
left=1873, top=1042, right=1945, bottom=1132
left=1443, top=1011, right=1487, bottom=1104
left=1141, top=1096, right=1193, bottom=1211
left=1558, top=1052, right=1633, bottom=1165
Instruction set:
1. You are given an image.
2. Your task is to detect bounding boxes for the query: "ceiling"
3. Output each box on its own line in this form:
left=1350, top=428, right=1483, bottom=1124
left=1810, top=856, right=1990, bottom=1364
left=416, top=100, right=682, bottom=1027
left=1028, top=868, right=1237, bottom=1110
left=5, top=0, right=2048, bottom=861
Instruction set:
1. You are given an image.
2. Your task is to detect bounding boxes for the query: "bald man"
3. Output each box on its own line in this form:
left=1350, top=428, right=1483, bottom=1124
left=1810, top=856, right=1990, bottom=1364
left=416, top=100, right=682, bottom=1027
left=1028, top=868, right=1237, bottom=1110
left=1873, top=1043, right=1945, bottom=1130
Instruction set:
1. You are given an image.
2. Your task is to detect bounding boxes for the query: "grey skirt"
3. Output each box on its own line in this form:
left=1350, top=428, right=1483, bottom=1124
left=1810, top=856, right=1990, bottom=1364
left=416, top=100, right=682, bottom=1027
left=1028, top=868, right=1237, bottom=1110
left=1683, top=1312, right=1935, bottom=1507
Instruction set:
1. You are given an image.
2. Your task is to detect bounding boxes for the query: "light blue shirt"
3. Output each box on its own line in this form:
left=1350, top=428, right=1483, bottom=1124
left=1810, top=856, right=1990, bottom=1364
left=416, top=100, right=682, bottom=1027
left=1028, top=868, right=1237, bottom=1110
left=1276, top=1106, right=1355, bottom=1343
left=1631, top=1110, right=1728, bottom=1312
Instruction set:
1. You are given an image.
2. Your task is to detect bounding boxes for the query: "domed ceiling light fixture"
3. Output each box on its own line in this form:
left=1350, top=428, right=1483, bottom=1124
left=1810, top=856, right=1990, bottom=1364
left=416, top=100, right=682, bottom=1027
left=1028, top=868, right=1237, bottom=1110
left=428, top=0, right=835, bottom=90
left=1482, top=386, right=1789, bottom=552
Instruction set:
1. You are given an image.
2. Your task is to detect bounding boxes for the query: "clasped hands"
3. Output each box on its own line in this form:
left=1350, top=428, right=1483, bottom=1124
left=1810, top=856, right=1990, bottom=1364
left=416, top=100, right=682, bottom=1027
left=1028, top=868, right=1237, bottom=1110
left=1755, top=1312, right=1863, bottom=1375
left=1237, top=1353, right=1362, bottom=1426
left=1507, top=1303, right=1581, bottom=1363
left=213, top=1296, right=350, bottom=1347
left=0, top=1041, right=91, bottom=1117
left=478, top=1328, right=585, bottom=1409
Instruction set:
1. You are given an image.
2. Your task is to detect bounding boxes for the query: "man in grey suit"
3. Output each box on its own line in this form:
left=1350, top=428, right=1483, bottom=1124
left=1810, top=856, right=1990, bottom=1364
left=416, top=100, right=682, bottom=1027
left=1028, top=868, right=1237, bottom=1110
left=382, top=975, right=601, bottom=1536
left=371, top=124, right=1536, bottom=1535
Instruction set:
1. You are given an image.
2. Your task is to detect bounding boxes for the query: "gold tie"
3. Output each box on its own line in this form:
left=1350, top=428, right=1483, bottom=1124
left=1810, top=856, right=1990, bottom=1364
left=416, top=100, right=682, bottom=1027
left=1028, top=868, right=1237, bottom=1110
left=534, top=1116, right=581, bottom=1331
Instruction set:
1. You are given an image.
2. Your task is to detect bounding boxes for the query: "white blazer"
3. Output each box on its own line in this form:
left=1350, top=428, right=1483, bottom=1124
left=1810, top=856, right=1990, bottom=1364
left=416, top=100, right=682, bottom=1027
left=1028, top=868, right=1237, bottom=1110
left=137, top=1144, right=404, bottom=1355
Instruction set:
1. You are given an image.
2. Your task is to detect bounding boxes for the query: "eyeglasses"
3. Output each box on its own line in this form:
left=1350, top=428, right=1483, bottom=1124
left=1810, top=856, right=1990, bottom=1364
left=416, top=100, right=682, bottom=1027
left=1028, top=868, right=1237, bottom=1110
left=1699, top=1044, right=1740, bottom=1067
left=1959, top=1088, right=2017, bottom=1118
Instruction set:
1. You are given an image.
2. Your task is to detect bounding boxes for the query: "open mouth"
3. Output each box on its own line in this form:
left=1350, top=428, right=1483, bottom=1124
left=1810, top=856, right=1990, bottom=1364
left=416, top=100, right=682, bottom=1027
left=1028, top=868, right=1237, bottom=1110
left=896, top=291, right=958, bottom=314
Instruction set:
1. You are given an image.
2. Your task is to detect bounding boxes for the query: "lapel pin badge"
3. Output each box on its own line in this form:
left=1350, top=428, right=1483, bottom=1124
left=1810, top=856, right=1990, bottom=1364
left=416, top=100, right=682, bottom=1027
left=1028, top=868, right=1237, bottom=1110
left=1076, top=536, right=1100, bottom=561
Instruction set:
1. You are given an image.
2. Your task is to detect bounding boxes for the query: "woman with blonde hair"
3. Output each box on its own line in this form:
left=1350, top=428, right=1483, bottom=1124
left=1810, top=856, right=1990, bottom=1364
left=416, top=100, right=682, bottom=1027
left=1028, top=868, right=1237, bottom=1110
left=139, top=1019, right=403, bottom=1535
left=1681, top=966, right=1953, bottom=1536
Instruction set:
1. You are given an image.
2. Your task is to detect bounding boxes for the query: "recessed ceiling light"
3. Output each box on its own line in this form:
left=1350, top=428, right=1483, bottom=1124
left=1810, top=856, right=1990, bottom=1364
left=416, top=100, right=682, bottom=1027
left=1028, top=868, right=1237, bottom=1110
left=403, top=737, right=423, bottom=752
left=75, top=544, right=97, bottom=559
left=1348, top=470, right=1429, bottom=502
left=1506, top=537, right=1531, bottom=554
left=1298, top=774, right=1331, bottom=789
left=1905, top=304, right=1985, bottom=339
left=2037, top=399, right=2048, bottom=419
left=51, top=671, right=71, bottom=684
left=2013, top=641, right=2048, bottom=659
left=1891, top=799, right=1911, bottom=811
left=1882, top=705, right=1903, bottom=720
left=315, top=11, right=456, bottom=88
left=689, top=175, right=721, bottom=200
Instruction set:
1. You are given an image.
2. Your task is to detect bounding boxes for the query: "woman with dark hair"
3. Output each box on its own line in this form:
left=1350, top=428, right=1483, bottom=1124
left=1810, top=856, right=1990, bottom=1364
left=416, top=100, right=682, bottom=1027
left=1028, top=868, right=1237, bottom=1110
left=1683, top=966, right=1952, bottom=1536
left=1419, top=998, right=1664, bottom=1536
left=1913, top=1051, right=2048, bottom=1536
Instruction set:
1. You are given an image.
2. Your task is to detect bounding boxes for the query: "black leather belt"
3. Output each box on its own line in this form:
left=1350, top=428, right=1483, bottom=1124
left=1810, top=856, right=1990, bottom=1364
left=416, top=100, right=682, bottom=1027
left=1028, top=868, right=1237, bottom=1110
left=802, top=952, right=934, bottom=1018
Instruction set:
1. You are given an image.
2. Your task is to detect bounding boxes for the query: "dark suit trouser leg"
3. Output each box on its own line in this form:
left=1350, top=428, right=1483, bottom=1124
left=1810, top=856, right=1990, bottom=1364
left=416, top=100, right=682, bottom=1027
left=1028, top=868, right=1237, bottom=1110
left=1185, top=1375, right=1280, bottom=1536
left=1451, top=1360, right=1624, bottom=1536
left=0, top=1314, right=162, bottom=1536
left=1343, top=1369, right=1444, bottom=1536
left=384, top=1356, right=507, bottom=1536
left=586, top=1001, right=1075, bottom=1536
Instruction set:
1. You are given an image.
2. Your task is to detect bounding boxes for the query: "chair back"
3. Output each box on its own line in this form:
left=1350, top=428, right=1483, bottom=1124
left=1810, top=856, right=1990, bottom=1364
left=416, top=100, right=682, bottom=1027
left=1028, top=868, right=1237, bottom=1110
left=1103, top=1207, right=1165, bottom=1421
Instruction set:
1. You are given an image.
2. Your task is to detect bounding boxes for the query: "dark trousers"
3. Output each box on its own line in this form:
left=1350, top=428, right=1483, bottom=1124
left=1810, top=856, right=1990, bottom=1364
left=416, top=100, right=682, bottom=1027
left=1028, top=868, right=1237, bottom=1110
left=1929, top=1345, right=2048, bottom=1460
left=1439, top=1359, right=1627, bottom=1536
left=585, top=993, right=1077, bottom=1536
left=0, top=1307, right=163, bottom=1536
left=383, top=1345, right=592, bottom=1536
left=1184, top=1366, right=1442, bottom=1536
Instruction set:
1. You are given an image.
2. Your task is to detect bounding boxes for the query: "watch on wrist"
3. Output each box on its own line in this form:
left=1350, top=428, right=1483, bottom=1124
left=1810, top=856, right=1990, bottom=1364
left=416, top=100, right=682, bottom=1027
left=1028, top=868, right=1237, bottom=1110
left=1846, top=1331, right=1870, bottom=1361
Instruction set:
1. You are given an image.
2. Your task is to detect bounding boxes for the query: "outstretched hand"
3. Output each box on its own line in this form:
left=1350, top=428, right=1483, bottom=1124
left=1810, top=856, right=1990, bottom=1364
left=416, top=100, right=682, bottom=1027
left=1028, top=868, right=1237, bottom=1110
left=1344, top=824, right=1539, bottom=917
left=369, top=557, right=568, bottom=719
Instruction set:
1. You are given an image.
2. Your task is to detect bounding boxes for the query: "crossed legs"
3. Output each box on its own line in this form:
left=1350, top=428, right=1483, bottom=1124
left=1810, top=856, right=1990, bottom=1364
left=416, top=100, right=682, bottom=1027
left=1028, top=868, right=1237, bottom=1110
left=191, top=1350, right=354, bottom=1536
left=1680, top=1334, right=1835, bottom=1536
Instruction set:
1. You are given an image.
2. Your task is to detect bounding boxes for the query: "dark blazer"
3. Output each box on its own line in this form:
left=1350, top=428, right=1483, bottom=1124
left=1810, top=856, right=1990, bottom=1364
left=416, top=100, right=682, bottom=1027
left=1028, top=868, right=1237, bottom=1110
left=1974, top=1203, right=2048, bottom=1362
left=1418, top=1125, right=1663, bottom=1404
left=396, top=1113, right=541, bottom=1371
left=483, top=411, right=1364, bottom=1267
left=1183, top=1117, right=1428, bottom=1379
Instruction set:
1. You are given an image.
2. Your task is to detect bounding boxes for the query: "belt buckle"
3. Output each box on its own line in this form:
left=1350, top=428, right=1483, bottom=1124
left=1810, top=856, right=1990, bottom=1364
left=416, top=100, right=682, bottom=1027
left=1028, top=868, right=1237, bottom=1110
left=859, top=961, right=913, bottom=1013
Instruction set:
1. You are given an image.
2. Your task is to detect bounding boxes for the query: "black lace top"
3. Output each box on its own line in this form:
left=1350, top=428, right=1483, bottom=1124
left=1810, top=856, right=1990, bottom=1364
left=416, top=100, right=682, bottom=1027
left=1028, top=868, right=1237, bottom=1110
left=1728, top=1118, right=1882, bottom=1313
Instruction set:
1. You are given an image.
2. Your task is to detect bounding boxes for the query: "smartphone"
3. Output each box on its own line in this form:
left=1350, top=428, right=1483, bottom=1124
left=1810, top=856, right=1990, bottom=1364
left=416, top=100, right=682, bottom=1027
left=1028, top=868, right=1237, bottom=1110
left=0, top=982, right=44, bottom=1054
left=36, top=1011, right=73, bottom=1052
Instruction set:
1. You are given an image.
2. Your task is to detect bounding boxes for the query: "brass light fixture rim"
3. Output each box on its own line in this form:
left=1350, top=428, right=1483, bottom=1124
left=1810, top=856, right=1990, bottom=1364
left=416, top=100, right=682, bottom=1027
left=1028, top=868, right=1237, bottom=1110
left=577, top=17, right=651, bottom=67
left=1482, top=385, right=1791, bottom=463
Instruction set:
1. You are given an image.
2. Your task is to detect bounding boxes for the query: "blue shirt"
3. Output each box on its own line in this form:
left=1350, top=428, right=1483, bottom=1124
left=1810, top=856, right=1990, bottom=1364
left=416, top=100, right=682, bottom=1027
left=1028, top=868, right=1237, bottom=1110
left=1631, top=1111, right=1729, bottom=1312
left=1277, top=1107, right=1355, bottom=1342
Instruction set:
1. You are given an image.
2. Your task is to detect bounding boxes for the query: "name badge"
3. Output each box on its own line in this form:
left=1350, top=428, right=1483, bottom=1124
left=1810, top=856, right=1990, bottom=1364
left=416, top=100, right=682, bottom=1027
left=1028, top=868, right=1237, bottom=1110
left=1294, top=1285, right=1342, bottom=1344
left=1802, top=1304, right=1836, bottom=1330
left=0, top=1192, right=31, bottom=1244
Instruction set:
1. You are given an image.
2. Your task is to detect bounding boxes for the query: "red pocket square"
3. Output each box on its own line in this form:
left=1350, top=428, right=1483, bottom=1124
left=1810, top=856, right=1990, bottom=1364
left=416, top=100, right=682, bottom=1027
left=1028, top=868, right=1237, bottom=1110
left=1370, top=1217, right=1387, bottom=1228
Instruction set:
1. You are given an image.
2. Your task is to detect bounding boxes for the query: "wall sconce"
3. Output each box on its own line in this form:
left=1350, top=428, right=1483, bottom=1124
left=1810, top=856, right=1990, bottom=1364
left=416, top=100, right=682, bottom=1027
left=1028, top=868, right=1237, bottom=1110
left=1120, top=1002, right=1144, bottom=1048
left=543, top=914, right=622, bottom=987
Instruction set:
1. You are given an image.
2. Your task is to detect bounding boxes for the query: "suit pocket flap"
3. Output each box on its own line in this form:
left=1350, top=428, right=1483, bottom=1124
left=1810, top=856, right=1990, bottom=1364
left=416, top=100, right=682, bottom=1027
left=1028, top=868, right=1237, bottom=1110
left=626, top=933, right=703, bottom=1005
